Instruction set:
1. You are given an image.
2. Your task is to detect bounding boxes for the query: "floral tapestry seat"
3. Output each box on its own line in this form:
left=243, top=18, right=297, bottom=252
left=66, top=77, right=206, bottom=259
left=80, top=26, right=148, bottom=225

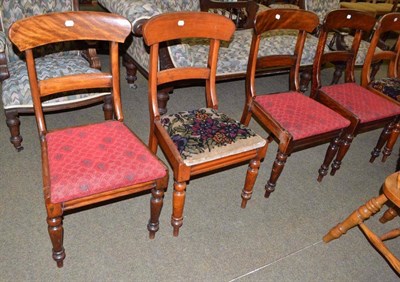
left=161, top=108, right=266, bottom=166
left=369, top=77, right=400, bottom=102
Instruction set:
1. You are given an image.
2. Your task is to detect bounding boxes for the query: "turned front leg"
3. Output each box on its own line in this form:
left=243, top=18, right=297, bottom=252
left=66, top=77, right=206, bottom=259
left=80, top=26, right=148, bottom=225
left=370, top=122, right=393, bottom=163
left=265, top=151, right=288, bottom=198
left=47, top=215, right=65, bottom=268
left=171, top=181, right=186, bottom=237
left=381, top=121, right=400, bottom=162
left=148, top=186, right=165, bottom=239
left=330, top=133, right=353, bottom=176
left=318, top=137, right=340, bottom=182
left=241, top=158, right=261, bottom=208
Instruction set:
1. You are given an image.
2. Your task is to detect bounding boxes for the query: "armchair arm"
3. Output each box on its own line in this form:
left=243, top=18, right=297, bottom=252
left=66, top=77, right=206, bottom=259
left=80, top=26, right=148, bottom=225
left=0, top=31, right=10, bottom=82
left=200, top=0, right=260, bottom=29
left=97, top=0, right=162, bottom=36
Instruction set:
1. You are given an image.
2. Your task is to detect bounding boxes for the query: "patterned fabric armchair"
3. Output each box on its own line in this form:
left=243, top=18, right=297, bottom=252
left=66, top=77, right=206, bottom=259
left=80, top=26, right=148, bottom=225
left=97, top=0, right=326, bottom=114
left=305, top=0, right=381, bottom=68
left=0, top=0, right=110, bottom=151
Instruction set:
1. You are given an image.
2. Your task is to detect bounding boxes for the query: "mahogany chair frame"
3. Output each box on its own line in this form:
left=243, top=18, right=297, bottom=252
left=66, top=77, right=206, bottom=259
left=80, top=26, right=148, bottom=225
left=311, top=9, right=400, bottom=175
left=362, top=12, right=400, bottom=107
left=142, top=12, right=267, bottom=236
left=240, top=9, right=351, bottom=198
left=8, top=11, right=169, bottom=267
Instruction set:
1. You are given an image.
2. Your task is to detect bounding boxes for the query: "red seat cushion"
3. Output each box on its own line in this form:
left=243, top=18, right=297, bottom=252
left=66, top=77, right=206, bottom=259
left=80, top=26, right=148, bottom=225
left=46, top=121, right=167, bottom=203
left=321, top=82, right=400, bottom=123
left=255, top=91, right=350, bottom=140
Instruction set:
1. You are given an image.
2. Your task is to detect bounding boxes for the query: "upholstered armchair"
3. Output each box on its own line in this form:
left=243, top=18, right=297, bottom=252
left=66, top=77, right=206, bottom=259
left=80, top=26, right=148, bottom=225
left=0, top=0, right=111, bottom=151
left=97, top=0, right=325, bottom=114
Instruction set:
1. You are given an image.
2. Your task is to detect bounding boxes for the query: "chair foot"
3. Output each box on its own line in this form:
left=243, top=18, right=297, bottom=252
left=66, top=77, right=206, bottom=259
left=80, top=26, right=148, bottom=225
left=147, top=187, right=165, bottom=239
left=5, top=109, right=24, bottom=151
left=264, top=182, right=275, bottom=198
left=171, top=181, right=186, bottom=237
left=171, top=217, right=183, bottom=237
left=317, top=166, right=328, bottom=182
left=53, top=248, right=66, bottom=268
left=330, top=159, right=342, bottom=176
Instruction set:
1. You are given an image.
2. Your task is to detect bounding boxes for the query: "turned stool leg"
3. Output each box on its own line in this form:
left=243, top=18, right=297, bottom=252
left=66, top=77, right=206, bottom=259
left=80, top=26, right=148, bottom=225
left=171, top=181, right=187, bottom=237
left=148, top=186, right=165, bottom=239
left=380, top=207, right=399, bottom=224
left=323, top=194, right=387, bottom=243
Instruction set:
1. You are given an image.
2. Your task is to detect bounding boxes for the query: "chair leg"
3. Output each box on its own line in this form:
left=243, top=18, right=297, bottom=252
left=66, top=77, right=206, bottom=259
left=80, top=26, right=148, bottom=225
left=380, top=207, right=399, bottom=224
left=323, top=194, right=387, bottom=243
left=381, top=121, right=400, bottom=162
left=330, top=133, right=353, bottom=176
left=299, top=68, right=312, bottom=93
left=5, top=109, right=23, bottom=151
left=46, top=204, right=65, bottom=268
left=122, top=53, right=138, bottom=89
left=370, top=122, right=393, bottom=163
left=265, top=150, right=288, bottom=198
left=147, top=186, right=165, bottom=239
left=241, top=157, right=262, bottom=208
left=102, top=95, right=113, bottom=120
left=318, top=137, right=340, bottom=182
left=157, top=87, right=173, bottom=115
left=171, top=181, right=187, bottom=237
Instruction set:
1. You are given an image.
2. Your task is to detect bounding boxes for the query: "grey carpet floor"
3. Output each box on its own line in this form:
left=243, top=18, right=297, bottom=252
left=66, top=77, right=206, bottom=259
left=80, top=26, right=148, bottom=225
left=1, top=55, right=399, bottom=281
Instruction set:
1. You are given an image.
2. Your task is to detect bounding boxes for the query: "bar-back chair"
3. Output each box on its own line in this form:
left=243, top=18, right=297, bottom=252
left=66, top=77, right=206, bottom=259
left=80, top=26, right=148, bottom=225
left=311, top=9, right=400, bottom=175
left=142, top=11, right=267, bottom=236
left=240, top=8, right=351, bottom=198
left=8, top=11, right=169, bottom=268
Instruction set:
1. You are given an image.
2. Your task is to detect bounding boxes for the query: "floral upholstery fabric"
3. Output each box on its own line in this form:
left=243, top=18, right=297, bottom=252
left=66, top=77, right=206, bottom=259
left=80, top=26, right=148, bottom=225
left=161, top=108, right=266, bottom=166
left=321, top=82, right=400, bottom=123
left=2, top=54, right=109, bottom=108
left=370, top=77, right=400, bottom=102
left=255, top=92, right=350, bottom=140
left=47, top=121, right=167, bottom=203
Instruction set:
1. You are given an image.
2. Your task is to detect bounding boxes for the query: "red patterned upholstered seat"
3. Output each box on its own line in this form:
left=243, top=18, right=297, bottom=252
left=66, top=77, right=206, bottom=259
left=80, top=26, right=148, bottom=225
left=47, top=121, right=167, bottom=203
left=255, top=92, right=350, bottom=140
left=321, top=83, right=400, bottom=123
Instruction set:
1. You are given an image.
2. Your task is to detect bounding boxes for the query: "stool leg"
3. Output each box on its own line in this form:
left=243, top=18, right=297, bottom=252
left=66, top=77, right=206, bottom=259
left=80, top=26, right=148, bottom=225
left=323, top=194, right=387, bottom=243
